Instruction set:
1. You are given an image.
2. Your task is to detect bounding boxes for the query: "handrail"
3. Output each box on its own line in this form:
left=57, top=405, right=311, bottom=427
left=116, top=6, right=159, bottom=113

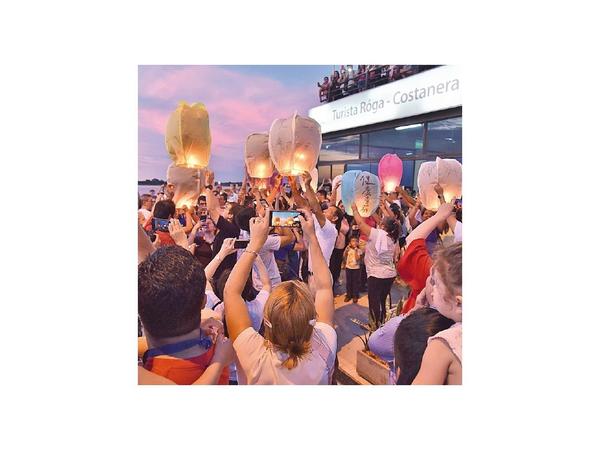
left=318, top=65, right=438, bottom=103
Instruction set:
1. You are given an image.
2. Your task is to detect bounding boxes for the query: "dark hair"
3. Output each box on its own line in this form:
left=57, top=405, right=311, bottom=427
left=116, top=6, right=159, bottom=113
left=197, top=195, right=206, bottom=204
left=220, top=192, right=228, bottom=202
left=235, top=207, right=256, bottom=232
left=216, top=268, right=258, bottom=303
left=316, top=189, right=328, bottom=197
left=382, top=217, right=400, bottom=243
left=153, top=200, right=176, bottom=219
left=138, top=245, right=206, bottom=339
left=229, top=203, right=243, bottom=219
left=394, top=308, right=454, bottom=385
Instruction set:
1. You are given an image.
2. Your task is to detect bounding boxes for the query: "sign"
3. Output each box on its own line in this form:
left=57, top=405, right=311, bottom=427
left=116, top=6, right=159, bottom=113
left=308, top=66, right=461, bottom=134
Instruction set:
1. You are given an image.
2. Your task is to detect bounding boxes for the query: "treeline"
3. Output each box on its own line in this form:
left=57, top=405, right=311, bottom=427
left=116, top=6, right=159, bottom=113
left=138, top=178, right=166, bottom=185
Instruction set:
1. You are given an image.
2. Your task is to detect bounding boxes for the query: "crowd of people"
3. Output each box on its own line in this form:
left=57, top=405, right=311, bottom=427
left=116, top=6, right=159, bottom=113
left=138, top=168, right=462, bottom=385
left=317, top=65, right=439, bottom=102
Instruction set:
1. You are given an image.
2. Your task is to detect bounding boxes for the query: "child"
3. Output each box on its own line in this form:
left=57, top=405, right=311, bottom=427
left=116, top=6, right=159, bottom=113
left=342, top=236, right=363, bottom=303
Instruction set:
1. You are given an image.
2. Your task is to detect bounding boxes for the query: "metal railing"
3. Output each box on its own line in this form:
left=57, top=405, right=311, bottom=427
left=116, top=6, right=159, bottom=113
left=318, top=65, right=439, bottom=103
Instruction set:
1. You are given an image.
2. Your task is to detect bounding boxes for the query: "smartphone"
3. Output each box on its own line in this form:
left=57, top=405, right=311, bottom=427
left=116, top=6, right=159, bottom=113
left=269, top=210, right=304, bottom=228
left=199, top=214, right=207, bottom=222
left=234, top=239, right=250, bottom=249
left=153, top=218, right=170, bottom=232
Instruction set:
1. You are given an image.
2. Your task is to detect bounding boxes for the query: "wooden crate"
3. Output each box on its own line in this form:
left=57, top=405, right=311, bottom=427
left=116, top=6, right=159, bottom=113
left=356, top=350, right=391, bottom=385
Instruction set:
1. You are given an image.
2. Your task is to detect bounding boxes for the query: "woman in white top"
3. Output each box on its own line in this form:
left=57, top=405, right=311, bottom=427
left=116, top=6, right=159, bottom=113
left=351, top=202, right=401, bottom=329
left=223, top=207, right=337, bottom=385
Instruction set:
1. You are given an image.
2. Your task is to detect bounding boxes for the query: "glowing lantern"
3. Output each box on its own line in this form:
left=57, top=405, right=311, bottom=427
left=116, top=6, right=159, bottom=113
left=245, top=132, right=274, bottom=190
left=353, top=171, right=381, bottom=217
left=166, top=163, right=206, bottom=209
left=340, top=170, right=361, bottom=216
left=378, top=154, right=403, bottom=193
left=417, top=157, right=462, bottom=211
left=165, top=101, right=211, bottom=169
left=268, top=112, right=321, bottom=176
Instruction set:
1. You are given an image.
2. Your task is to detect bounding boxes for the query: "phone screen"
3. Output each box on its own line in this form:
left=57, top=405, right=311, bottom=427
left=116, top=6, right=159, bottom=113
left=234, top=239, right=250, bottom=249
left=153, top=218, right=170, bottom=232
left=269, top=210, right=303, bottom=228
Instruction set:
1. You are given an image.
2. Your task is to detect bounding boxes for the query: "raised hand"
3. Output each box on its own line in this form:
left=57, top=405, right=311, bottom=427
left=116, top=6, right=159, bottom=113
left=248, top=206, right=271, bottom=251
left=435, top=200, right=456, bottom=221
left=168, top=218, right=189, bottom=248
left=298, top=208, right=315, bottom=239
left=433, top=183, right=444, bottom=196
left=219, top=237, right=237, bottom=257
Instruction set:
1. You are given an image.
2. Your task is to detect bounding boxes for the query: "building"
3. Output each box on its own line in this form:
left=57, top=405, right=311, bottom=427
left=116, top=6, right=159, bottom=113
left=308, top=65, right=461, bottom=191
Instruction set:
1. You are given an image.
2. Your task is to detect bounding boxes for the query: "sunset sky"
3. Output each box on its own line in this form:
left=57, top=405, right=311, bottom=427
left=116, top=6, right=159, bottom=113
left=138, top=65, right=333, bottom=182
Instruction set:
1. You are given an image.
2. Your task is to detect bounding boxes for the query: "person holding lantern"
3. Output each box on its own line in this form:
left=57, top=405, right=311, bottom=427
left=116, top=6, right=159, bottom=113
left=351, top=202, right=401, bottom=329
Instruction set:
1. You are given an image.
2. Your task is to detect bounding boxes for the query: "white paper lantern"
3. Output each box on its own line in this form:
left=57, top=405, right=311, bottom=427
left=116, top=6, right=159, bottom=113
left=244, top=133, right=274, bottom=179
left=417, top=157, right=462, bottom=210
left=166, top=163, right=206, bottom=209
left=268, top=112, right=321, bottom=176
left=353, top=171, right=381, bottom=217
left=301, top=167, right=319, bottom=192
left=165, top=101, right=211, bottom=169
left=332, top=174, right=343, bottom=206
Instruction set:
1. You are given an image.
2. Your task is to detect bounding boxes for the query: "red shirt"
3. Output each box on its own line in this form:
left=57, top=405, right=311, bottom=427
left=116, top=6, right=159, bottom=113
left=397, top=239, right=431, bottom=314
left=144, top=345, right=229, bottom=385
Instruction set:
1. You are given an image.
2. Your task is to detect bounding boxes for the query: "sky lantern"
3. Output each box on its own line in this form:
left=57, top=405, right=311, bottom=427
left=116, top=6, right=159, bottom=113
left=378, top=154, right=403, bottom=193
left=353, top=171, right=381, bottom=217
left=268, top=112, right=321, bottom=176
left=167, top=163, right=206, bottom=209
left=301, top=167, right=319, bottom=192
left=417, top=157, right=462, bottom=210
left=332, top=174, right=343, bottom=206
left=165, top=101, right=211, bottom=169
left=340, top=170, right=361, bottom=216
left=245, top=132, right=274, bottom=189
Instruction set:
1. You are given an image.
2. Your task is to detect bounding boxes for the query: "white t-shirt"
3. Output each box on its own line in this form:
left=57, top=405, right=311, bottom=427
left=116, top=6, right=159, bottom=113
left=238, top=231, right=282, bottom=290
left=308, top=214, right=337, bottom=270
left=205, top=290, right=220, bottom=309
left=138, top=208, right=152, bottom=221
left=453, top=220, right=463, bottom=243
left=214, top=289, right=269, bottom=332
left=233, top=322, right=337, bottom=385
left=364, top=228, right=397, bottom=279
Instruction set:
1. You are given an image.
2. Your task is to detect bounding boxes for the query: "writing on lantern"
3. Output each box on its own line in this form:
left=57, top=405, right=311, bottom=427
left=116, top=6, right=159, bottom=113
left=358, top=173, right=376, bottom=215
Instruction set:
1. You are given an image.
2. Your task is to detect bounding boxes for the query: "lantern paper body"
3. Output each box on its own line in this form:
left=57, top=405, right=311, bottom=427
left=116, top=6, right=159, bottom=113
left=378, top=154, right=403, bottom=193
left=417, top=157, right=462, bottom=210
left=340, top=170, right=361, bottom=216
left=332, top=174, right=343, bottom=206
left=354, top=171, right=381, bottom=217
left=268, top=112, right=321, bottom=176
left=166, top=163, right=205, bottom=209
left=245, top=133, right=274, bottom=179
left=165, top=102, right=211, bottom=169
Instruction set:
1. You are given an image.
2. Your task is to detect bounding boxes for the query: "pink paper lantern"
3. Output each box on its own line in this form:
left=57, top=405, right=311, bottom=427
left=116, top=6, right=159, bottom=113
left=378, top=154, right=403, bottom=193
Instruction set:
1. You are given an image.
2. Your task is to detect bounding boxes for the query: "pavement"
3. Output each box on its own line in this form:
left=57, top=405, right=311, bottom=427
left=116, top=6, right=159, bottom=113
left=331, top=274, right=410, bottom=385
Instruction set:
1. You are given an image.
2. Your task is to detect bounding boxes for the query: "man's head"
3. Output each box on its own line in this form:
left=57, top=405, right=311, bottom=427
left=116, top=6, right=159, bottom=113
left=140, top=194, right=154, bottom=211
left=225, top=202, right=243, bottom=223
left=153, top=200, right=176, bottom=220
left=316, top=189, right=328, bottom=203
left=219, top=192, right=228, bottom=207
left=324, top=206, right=343, bottom=231
left=235, top=206, right=256, bottom=232
left=138, top=245, right=207, bottom=339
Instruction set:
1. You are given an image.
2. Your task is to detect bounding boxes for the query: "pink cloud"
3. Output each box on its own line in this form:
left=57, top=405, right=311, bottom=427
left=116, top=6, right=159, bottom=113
left=139, top=66, right=317, bottom=180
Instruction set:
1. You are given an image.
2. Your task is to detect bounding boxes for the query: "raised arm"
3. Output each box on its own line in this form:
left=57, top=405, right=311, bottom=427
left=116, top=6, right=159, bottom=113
left=408, top=199, right=421, bottom=229
left=299, top=208, right=335, bottom=327
left=289, top=176, right=309, bottom=209
left=204, top=170, right=222, bottom=224
left=396, top=186, right=416, bottom=207
left=204, top=238, right=237, bottom=292
left=223, top=207, right=271, bottom=342
left=350, top=202, right=373, bottom=237
left=301, top=171, right=326, bottom=227
left=254, top=254, right=272, bottom=293
left=266, top=174, right=283, bottom=206
left=406, top=201, right=455, bottom=247
left=434, top=183, right=458, bottom=232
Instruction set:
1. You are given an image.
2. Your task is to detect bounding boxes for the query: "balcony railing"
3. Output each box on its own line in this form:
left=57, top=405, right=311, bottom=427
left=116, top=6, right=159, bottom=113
left=318, top=65, right=440, bottom=103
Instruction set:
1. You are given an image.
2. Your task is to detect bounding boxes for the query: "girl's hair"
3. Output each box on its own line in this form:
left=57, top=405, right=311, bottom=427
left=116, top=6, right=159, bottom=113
left=382, top=217, right=400, bottom=243
left=394, top=308, right=455, bottom=385
left=263, top=280, right=316, bottom=370
left=432, top=242, right=462, bottom=297
left=216, top=269, right=258, bottom=303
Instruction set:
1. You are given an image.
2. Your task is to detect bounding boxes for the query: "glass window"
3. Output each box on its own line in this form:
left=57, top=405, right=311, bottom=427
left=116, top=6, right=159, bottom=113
left=331, top=164, right=345, bottom=179
left=425, top=117, right=462, bottom=156
left=362, top=124, right=424, bottom=159
left=345, top=162, right=378, bottom=175
left=320, top=134, right=360, bottom=162
left=400, top=160, right=415, bottom=189
left=317, top=165, right=331, bottom=182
